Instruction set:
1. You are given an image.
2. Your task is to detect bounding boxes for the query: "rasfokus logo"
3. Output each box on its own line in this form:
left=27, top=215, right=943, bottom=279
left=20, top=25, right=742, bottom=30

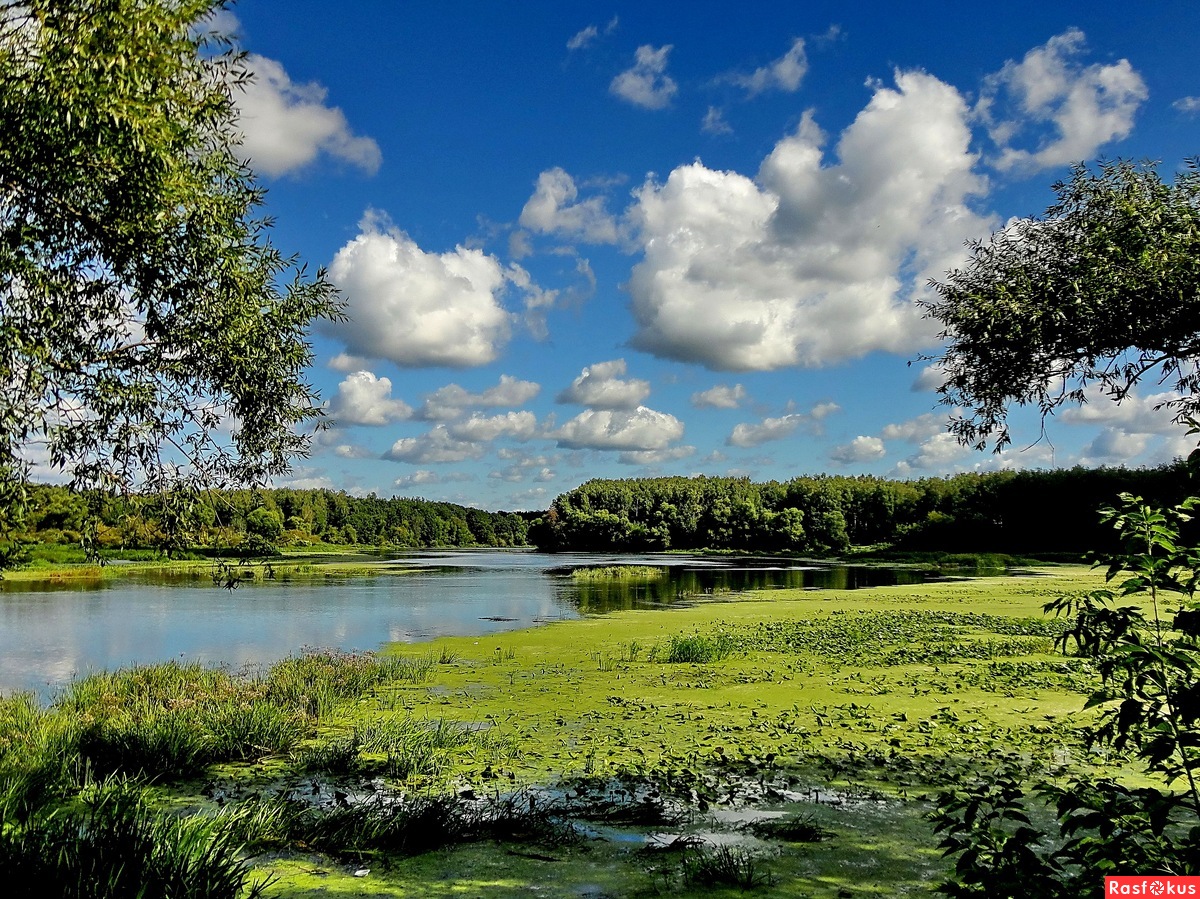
left=1106, top=877, right=1200, bottom=896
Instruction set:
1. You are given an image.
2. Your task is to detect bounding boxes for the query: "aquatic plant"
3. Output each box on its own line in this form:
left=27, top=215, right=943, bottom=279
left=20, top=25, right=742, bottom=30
left=745, top=812, right=834, bottom=843
left=663, top=632, right=736, bottom=664
left=571, top=565, right=666, bottom=581
left=679, top=843, right=776, bottom=890
left=933, top=494, right=1200, bottom=894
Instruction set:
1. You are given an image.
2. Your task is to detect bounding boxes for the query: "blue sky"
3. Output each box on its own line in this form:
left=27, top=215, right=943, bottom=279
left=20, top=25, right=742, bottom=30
left=211, top=1, right=1200, bottom=509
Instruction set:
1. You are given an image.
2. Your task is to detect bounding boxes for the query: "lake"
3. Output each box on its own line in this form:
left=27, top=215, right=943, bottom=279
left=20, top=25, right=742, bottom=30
left=0, top=550, right=933, bottom=697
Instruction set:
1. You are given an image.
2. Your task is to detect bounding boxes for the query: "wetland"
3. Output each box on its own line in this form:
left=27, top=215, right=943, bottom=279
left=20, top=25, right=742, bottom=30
left=0, top=551, right=942, bottom=697
left=0, top=559, right=1110, bottom=897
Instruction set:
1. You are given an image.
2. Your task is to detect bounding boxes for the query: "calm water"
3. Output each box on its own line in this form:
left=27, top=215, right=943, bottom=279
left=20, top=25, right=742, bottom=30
left=0, top=551, right=930, bottom=696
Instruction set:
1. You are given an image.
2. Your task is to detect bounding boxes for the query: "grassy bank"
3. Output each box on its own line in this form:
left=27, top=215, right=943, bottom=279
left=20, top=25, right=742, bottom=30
left=0, top=566, right=1114, bottom=896
left=0, top=548, right=422, bottom=585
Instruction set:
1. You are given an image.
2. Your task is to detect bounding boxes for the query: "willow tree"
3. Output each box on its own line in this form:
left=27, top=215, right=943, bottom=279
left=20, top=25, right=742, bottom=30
left=0, top=0, right=340, bottom=555
left=924, top=159, right=1200, bottom=452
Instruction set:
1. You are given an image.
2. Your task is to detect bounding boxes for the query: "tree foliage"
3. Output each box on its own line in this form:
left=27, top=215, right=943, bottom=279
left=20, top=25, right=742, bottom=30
left=925, top=159, right=1200, bottom=451
left=0, top=0, right=340, bottom=548
left=10, top=484, right=532, bottom=556
left=532, top=467, right=1193, bottom=556
left=933, top=494, right=1200, bottom=895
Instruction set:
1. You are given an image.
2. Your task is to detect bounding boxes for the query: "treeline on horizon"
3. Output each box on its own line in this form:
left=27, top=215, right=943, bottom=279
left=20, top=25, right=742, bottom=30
left=14, top=486, right=531, bottom=555
left=529, top=464, right=1195, bottom=556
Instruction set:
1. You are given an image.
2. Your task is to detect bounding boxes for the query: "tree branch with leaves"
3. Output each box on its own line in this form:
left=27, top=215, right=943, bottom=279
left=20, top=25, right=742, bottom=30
left=0, top=0, right=341, bottom=559
left=924, top=159, right=1200, bottom=452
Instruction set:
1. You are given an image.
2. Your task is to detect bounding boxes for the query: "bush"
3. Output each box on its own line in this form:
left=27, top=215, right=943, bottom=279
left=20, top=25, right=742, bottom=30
left=932, top=494, right=1200, bottom=895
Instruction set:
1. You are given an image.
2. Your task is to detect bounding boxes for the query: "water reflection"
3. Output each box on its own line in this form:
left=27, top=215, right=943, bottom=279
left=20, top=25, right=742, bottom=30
left=0, top=551, right=937, bottom=697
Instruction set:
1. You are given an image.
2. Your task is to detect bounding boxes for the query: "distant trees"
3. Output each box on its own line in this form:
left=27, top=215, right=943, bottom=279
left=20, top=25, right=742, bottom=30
left=531, top=466, right=1193, bottom=555
left=12, top=486, right=531, bottom=555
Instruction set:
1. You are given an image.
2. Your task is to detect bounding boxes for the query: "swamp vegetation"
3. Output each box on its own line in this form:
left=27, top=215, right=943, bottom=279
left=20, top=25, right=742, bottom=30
left=0, top=559, right=1170, bottom=897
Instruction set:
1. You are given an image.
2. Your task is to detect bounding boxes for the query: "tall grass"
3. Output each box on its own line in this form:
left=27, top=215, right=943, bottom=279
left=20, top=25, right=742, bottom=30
left=61, top=663, right=308, bottom=777
left=266, top=650, right=435, bottom=720
left=264, top=790, right=574, bottom=859
left=0, top=693, right=79, bottom=818
left=0, top=779, right=268, bottom=899
left=663, top=633, right=736, bottom=664
left=294, top=715, right=515, bottom=781
left=0, top=650, right=465, bottom=896
left=1, top=651, right=438, bottom=790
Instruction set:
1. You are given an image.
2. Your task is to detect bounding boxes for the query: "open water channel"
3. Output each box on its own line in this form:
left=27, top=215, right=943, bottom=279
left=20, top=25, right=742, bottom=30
left=0, top=550, right=934, bottom=697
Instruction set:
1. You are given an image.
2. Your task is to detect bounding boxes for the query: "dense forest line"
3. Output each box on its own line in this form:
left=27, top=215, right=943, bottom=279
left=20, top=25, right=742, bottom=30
left=15, top=486, right=531, bottom=555
left=530, top=464, right=1195, bottom=556
left=13, top=463, right=1195, bottom=561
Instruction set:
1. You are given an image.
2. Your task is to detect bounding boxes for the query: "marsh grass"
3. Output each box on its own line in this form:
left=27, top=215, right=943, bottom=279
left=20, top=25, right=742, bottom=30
left=679, top=843, right=776, bottom=890
left=293, top=716, right=514, bottom=781
left=0, top=693, right=79, bottom=817
left=745, top=812, right=834, bottom=842
left=266, top=650, right=435, bottom=720
left=572, top=565, right=666, bottom=581
left=2, top=650, right=440, bottom=793
left=0, top=779, right=268, bottom=899
left=663, top=632, right=737, bottom=664
left=61, top=664, right=309, bottom=777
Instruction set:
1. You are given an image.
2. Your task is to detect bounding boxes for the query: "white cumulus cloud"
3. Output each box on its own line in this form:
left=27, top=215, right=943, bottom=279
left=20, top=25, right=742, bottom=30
left=627, top=70, right=993, bottom=370
left=383, top=426, right=485, bottom=464
left=1060, top=390, right=1184, bottom=434
left=702, top=106, right=733, bottom=135
left=394, top=470, right=475, bottom=489
left=567, top=16, right=617, bottom=51
left=727, top=402, right=840, bottom=447
left=978, top=29, right=1147, bottom=172
left=557, top=359, right=651, bottom=409
left=618, top=445, right=696, bottom=466
left=727, top=414, right=804, bottom=447
left=328, top=371, right=412, bottom=426
left=611, top=45, right=677, bottom=110
left=1174, top=97, right=1200, bottom=116
left=830, top=436, right=887, bottom=464
left=446, top=411, right=539, bottom=443
left=416, top=375, right=541, bottom=421
left=911, top=363, right=949, bottom=392
left=731, top=38, right=808, bottom=95
left=880, top=414, right=974, bottom=473
left=1079, top=428, right=1149, bottom=465
left=1064, top=389, right=1190, bottom=467
left=555, top=406, right=684, bottom=451
left=519, top=168, right=621, bottom=244
left=235, top=54, right=381, bottom=177
left=327, top=212, right=518, bottom=368
left=691, top=384, right=748, bottom=409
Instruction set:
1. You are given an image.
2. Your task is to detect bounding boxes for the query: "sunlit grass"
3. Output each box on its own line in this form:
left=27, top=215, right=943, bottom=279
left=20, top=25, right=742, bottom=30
left=571, top=564, right=666, bottom=581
